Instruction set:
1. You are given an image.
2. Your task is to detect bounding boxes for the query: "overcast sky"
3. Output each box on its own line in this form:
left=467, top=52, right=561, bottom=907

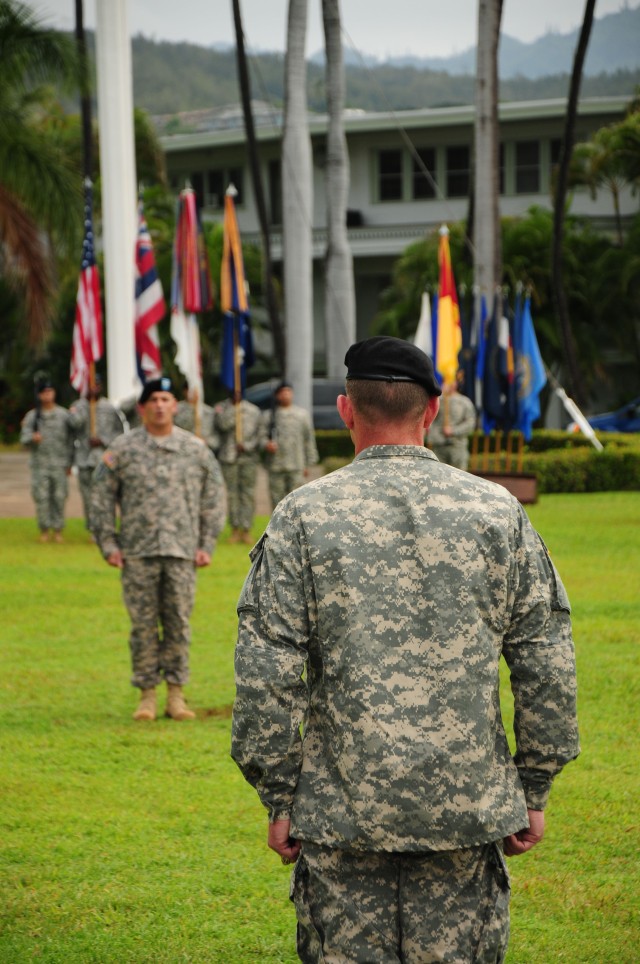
left=33, top=0, right=635, bottom=60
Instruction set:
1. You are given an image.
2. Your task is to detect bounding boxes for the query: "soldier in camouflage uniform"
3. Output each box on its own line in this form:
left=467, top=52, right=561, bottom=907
left=262, top=381, right=319, bottom=508
left=214, top=391, right=266, bottom=544
left=92, top=376, right=226, bottom=723
left=68, top=377, right=125, bottom=533
left=427, top=377, right=477, bottom=470
left=174, top=383, right=219, bottom=454
left=20, top=376, right=74, bottom=542
left=232, top=337, right=579, bottom=963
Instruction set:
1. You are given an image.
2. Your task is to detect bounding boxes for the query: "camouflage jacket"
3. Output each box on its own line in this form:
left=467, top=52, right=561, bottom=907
left=214, top=399, right=266, bottom=464
left=232, top=444, right=579, bottom=853
left=91, top=426, right=226, bottom=561
left=174, top=401, right=219, bottom=453
left=262, top=405, right=319, bottom=472
left=427, top=392, right=477, bottom=446
left=68, top=397, right=125, bottom=468
left=20, top=405, right=74, bottom=471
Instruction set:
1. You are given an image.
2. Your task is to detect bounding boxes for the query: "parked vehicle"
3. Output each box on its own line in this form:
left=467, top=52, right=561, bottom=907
left=245, top=379, right=346, bottom=430
left=569, top=397, right=640, bottom=433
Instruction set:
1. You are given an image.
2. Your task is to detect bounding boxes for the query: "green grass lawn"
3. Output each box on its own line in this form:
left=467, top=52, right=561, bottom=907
left=1, top=493, right=639, bottom=962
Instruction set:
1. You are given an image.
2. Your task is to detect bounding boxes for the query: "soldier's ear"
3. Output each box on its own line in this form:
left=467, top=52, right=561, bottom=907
left=423, top=396, right=439, bottom=430
left=337, top=394, right=354, bottom=430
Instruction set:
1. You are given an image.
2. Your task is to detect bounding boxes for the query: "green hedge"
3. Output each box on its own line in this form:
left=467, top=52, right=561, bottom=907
left=315, top=429, right=640, bottom=494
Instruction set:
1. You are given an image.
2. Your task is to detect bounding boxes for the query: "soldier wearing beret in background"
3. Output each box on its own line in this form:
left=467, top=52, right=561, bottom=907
left=232, top=336, right=579, bottom=962
left=20, top=376, right=74, bottom=543
left=261, top=381, right=319, bottom=508
left=92, top=376, right=226, bottom=722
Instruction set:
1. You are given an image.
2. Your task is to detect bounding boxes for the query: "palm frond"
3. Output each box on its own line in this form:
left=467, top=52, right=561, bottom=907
left=0, top=183, right=55, bottom=345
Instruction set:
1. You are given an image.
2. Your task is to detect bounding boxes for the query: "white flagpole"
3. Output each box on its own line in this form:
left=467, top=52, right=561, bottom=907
left=95, top=0, right=138, bottom=405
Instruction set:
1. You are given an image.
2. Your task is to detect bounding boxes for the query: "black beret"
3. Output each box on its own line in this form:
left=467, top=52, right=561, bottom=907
left=345, top=336, right=442, bottom=397
left=139, top=376, right=177, bottom=404
left=274, top=380, right=292, bottom=394
left=36, top=376, right=54, bottom=392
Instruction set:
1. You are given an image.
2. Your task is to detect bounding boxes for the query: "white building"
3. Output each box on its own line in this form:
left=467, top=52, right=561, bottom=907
left=161, top=96, right=636, bottom=369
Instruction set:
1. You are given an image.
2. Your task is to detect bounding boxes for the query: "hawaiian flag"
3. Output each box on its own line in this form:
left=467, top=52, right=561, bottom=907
left=170, top=189, right=212, bottom=408
left=220, top=185, right=254, bottom=392
left=435, top=225, right=461, bottom=387
left=134, top=201, right=165, bottom=381
left=70, top=179, right=103, bottom=395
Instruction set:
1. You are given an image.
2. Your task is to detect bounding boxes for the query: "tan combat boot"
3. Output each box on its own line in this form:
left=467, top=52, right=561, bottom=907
left=228, top=528, right=241, bottom=544
left=133, top=688, right=156, bottom=721
left=165, top=683, right=196, bottom=721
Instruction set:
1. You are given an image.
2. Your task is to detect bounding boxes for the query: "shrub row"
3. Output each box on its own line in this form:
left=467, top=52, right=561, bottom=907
left=315, top=430, right=640, bottom=493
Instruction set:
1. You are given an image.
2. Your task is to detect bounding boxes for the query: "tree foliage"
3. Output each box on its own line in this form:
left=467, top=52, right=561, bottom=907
left=374, top=208, right=640, bottom=405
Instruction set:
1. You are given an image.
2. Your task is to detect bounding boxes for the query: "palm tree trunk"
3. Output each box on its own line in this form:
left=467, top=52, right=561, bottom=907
left=473, top=0, right=502, bottom=297
left=283, top=0, right=313, bottom=416
left=322, top=0, right=355, bottom=376
left=552, top=0, right=596, bottom=406
left=231, top=0, right=286, bottom=375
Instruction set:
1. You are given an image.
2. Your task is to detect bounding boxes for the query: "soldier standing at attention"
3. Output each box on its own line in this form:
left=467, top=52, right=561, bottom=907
left=20, top=376, right=74, bottom=543
left=68, top=375, right=125, bottom=535
left=262, top=381, right=318, bottom=508
left=92, top=376, right=226, bottom=723
left=174, top=381, right=219, bottom=455
left=232, top=336, right=579, bottom=962
left=427, top=374, right=477, bottom=470
left=214, top=390, right=266, bottom=544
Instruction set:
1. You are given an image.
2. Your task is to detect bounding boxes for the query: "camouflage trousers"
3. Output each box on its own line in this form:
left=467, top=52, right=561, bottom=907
left=291, top=841, right=510, bottom=963
left=268, top=469, right=304, bottom=508
left=31, top=466, right=68, bottom=532
left=431, top=442, right=470, bottom=472
left=221, top=459, right=257, bottom=530
left=77, top=466, right=95, bottom=530
left=121, top=557, right=196, bottom=689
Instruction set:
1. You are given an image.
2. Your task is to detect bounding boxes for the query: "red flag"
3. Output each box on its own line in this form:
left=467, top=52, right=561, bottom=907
left=435, top=225, right=461, bottom=387
left=70, top=179, right=103, bottom=395
left=134, top=201, right=165, bottom=380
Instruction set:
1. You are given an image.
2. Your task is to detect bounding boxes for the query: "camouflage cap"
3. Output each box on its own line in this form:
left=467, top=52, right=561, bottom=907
left=345, top=336, right=442, bottom=397
left=139, top=376, right=177, bottom=404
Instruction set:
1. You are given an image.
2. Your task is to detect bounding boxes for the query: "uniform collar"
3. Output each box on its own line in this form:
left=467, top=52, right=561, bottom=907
left=354, top=444, right=438, bottom=463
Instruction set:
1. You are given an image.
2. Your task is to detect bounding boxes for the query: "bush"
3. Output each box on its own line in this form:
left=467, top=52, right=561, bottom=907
left=315, top=429, right=640, bottom=493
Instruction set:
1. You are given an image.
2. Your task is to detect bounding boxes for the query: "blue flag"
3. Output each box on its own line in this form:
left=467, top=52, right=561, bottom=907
left=515, top=294, right=547, bottom=440
left=220, top=313, right=255, bottom=392
left=458, top=288, right=477, bottom=404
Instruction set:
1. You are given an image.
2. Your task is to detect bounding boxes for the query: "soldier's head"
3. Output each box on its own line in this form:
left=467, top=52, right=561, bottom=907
left=274, top=381, right=293, bottom=408
left=339, top=337, right=441, bottom=444
left=36, top=375, right=56, bottom=408
left=138, top=376, right=178, bottom=436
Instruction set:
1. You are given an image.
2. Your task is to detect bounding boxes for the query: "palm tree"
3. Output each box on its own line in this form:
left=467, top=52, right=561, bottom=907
left=568, top=103, right=640, bottom=246
left=282, top=0, right=313, bottom=416
left=473, top=0, right=503, bottom=297
left=552, top=0, right=597, bottom=406
left=0, top=0, right=80, bottom=345
left=322, top=0, right=355, bottom=376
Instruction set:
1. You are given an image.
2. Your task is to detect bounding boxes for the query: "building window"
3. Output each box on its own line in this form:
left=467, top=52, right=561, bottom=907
left=515, top=140, right=540, bottom=193
left=205, top=167, right=244, bottom=209
left=446, top=146, right=470, bottom=197
left=190, top=172, right=205, bottom=210
left=412, top=147, right=436, bottom=199
left=378, top=149, right=403, bottom=201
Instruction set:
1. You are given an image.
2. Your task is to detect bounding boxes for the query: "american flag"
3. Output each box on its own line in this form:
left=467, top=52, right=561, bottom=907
left=134, top=201, right=165, bottom=380
left=70, top=179, right=103, bottom=395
